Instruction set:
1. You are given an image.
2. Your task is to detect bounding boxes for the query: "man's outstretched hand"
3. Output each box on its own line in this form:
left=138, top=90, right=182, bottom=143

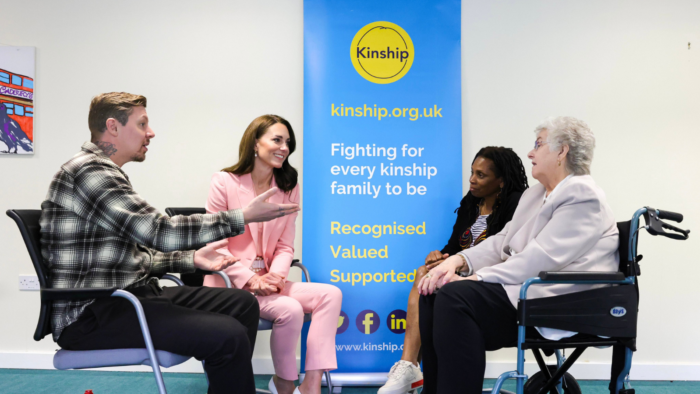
left=241, top=187, right=300, bottom=224
left=194, top=239, right=239, bottom=271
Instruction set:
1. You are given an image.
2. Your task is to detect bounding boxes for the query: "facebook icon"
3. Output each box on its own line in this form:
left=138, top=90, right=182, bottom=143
left=355, top=309, right=380, bottom=334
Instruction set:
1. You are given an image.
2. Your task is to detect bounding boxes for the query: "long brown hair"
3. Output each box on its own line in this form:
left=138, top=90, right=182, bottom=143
left=222, top=114, right=298, bottom=193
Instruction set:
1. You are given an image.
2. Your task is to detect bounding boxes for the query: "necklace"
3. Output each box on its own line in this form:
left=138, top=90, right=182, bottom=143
left=478, top=199, right=488, bottom=216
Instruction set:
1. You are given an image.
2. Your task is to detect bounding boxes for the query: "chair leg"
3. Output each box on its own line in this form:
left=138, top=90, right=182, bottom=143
left=324, top=370, right=333, bottom=393
left=152, top=365, right=168, bottom=394
left=612, top=347, right=634, bottom=394
left=554, top=350, right=565, bottom=394
left=112, top=290, right=168, bottom=394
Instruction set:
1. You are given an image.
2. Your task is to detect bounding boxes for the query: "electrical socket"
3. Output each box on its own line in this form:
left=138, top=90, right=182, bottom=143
left=19, top=275, right=40, bottom=291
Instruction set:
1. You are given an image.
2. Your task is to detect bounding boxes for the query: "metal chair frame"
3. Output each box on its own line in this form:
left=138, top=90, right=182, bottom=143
left=165, top=207, right=333, bottom=394
left=7, top=209, right=236, bottom=394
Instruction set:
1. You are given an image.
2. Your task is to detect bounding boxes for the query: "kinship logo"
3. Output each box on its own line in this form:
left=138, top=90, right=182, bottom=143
left=386, top=309, right=407, bottom=334
left=350, top=21, right=414, bottom=84
left=337, top=310, right=350, bottom=334
left=356, top=309, right=380, bottom=334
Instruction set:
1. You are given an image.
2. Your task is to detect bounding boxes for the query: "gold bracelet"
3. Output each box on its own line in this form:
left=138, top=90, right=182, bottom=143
left=456, top=254, right=468, bottom=273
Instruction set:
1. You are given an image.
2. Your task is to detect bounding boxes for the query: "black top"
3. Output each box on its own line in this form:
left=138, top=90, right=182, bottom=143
left=441, top=191, right=523, bottom=256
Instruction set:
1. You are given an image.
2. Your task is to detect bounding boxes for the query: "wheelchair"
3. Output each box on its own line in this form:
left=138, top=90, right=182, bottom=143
left=485, top=206, right=690, bottom=394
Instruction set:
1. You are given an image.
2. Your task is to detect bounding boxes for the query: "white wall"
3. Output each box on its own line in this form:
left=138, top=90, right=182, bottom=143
left=462, top=0, right=700, bottom=378
left=0, top=0, right=305, bottom=374
left=0, top=0, right=697, bottom=380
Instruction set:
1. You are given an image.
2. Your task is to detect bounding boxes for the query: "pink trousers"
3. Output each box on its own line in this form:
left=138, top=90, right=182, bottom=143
left=257, top=282, right=342, bottom=380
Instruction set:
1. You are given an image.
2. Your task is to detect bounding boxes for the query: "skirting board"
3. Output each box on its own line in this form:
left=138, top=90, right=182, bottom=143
left=0, top=352, right=285, bottom=375
left=0, top=353, right=697, bottom=381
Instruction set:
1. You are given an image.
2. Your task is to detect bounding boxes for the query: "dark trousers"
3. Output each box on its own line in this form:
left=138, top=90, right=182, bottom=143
left=58, top=282, right=260, bottom=394
left=419, top=280, right=534, bottom=394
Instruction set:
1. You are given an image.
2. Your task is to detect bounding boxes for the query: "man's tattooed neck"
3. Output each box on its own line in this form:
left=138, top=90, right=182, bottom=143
left=95, top=141, right=118, bottom=157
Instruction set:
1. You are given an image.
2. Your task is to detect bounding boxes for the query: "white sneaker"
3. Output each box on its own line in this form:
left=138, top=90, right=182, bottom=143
left=378, top=360, right=424, bottom=394
left=268, top=377, right=301, bottom=394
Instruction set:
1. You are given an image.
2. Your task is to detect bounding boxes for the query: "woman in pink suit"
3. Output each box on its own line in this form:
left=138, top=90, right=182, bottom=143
left=204, top=114, right=342, bottom=394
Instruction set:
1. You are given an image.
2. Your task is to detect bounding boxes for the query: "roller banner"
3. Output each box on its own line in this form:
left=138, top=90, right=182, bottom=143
left=303, top=0, right=462, bottom=373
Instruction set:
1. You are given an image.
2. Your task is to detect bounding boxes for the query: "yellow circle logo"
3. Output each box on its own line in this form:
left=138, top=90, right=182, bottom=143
left=350, top=21, right=414, bottom=84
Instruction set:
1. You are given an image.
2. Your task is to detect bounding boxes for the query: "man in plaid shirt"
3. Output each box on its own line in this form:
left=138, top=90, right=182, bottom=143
left=40, top=92, right=299, bottom=394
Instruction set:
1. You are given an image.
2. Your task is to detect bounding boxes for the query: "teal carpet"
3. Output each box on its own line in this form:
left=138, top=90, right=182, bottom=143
left=0, top=369, right=698, bottom=393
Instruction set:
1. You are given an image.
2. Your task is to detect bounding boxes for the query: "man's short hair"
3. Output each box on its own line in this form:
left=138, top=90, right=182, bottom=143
left=88, top=92, right=147, bottom=141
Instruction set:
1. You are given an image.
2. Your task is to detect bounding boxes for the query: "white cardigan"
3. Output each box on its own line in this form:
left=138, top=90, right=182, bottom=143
left=459, top=175, right=620, bottom=308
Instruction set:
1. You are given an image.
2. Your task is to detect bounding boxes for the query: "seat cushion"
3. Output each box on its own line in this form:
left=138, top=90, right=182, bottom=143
left=258, top=318, right=274, bottom=330
left=54, top=348, right=190, bottom=370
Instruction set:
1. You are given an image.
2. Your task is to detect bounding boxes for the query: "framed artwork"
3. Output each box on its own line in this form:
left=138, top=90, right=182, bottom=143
left=0, top=46, right=35, bottom=154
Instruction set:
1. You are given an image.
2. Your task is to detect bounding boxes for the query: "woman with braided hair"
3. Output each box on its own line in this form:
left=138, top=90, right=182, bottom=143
left=378, top=146, right=528, bottom=394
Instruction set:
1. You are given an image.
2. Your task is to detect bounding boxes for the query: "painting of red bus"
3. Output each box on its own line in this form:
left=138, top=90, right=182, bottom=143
left=1, top=66, right=34, bottom=154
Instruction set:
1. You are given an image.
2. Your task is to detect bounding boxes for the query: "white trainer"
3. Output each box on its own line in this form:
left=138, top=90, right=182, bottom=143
left=268, top=377, right=301, bottom=394
left=378, top=360, right=424, bottom=394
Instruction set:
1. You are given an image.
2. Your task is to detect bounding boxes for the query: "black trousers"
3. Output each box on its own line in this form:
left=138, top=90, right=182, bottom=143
left=419, top=280, right=536, bottom=394
left=58, top=282, right=260, bottom=394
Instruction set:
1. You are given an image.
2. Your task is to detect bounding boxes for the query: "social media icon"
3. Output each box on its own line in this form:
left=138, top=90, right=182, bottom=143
left=337, top=311, right=349, bottom=334
left=386, top=309, right=407, bottom=334
left=356, top=309, right=380, bottom=334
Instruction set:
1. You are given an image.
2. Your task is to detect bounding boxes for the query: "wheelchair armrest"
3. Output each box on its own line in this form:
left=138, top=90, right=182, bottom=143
left=291, top=259, right=311, bottom=282
left=537, top=271, right=626, bottom=282
left=194, top=268, right=215, bottom=276
left=41, top=287, right=118, bottom=301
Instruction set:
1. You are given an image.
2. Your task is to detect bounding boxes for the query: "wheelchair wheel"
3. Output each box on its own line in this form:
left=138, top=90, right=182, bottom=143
left=523, top=365, right=581, bottom=394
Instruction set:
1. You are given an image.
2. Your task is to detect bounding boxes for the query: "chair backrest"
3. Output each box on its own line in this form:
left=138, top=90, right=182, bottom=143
left=6, top=209, right=53, bottom=341
left=164, top=208, right=207, bottom=287
left=616, top=220, right=640, bottom=277
left=164, top=207, right=206, bottom=217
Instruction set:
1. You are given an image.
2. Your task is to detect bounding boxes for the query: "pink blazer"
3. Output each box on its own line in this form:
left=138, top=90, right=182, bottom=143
left=203, top=172, right=300, bottom=289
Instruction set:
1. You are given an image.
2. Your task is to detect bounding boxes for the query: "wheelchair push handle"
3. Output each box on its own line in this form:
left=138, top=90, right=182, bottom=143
left=643, top=206, right=690, bottom=240
left=657, top=209, right=683, bottom=223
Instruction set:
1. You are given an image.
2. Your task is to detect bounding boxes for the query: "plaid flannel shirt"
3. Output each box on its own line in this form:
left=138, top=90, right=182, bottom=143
left=40, top=142, right=245, bottom=341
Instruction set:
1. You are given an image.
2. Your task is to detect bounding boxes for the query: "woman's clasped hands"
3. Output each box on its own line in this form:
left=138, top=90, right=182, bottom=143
left=418, top=254, right=478, bottom=295
left=248, top=272, right=286, bottom=296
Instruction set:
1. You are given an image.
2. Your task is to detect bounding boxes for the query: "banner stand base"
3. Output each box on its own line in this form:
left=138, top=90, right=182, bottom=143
left=299, top=372, right=388, bottom=389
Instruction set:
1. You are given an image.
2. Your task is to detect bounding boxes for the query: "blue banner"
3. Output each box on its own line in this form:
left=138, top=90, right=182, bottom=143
left=303, top=0, right=462, bottom=373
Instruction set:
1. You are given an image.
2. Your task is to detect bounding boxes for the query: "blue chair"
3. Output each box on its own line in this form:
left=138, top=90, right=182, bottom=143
left=485, top=207, right=690, bottom=394
left=165, top=207, right=334, bottom=394
left=6, top=209, right=236, bottom=394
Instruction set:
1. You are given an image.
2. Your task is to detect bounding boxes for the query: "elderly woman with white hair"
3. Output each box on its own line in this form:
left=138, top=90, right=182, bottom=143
left=416, top=116, right=619, bottom=394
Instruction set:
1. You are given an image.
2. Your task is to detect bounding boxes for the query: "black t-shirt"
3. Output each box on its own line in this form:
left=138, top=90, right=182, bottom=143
left=440, top=191, right=523, bottom=256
